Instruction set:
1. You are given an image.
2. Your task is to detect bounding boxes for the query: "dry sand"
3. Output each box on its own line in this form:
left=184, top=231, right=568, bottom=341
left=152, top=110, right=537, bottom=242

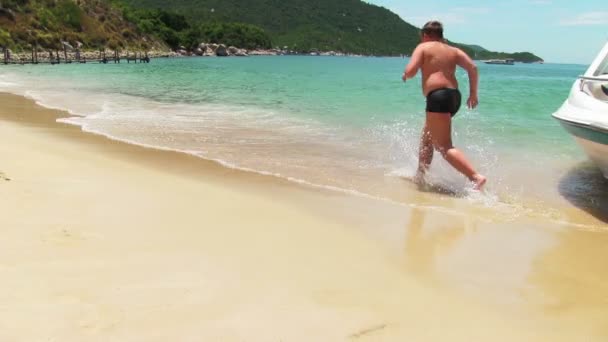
left=0, top=93, right=607, bottom=341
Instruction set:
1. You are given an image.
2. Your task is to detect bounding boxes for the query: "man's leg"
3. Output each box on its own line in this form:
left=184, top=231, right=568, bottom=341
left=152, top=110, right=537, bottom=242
left=426, top=112, right=486, bottom=190
left=415, top=123, right=433, bottom=184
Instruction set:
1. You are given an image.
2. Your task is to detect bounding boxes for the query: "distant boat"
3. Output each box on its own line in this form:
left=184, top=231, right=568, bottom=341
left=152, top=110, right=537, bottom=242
left=552, top=41, right=608, bottom=179
left=484, top=58, right=515, bottom=65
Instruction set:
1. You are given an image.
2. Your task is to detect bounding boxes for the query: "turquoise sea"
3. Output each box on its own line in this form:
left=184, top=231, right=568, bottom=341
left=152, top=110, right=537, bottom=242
left=0, top=57, right=604, bottom=224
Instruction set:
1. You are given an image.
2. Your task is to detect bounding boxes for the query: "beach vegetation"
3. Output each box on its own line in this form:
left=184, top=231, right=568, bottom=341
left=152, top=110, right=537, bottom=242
left=0, top=27, right=12, bottom=47
left=452, top=42, right=543, bottom=63
left=190, top=22, right=271, bottom=50
left=114, top=4, right=271, bottom=50
left=0, top=0, right=169, bottom=51
left=53, top=0, right=84, bottom=31
left=119, top=0, right=420, bottom=55
left=116, top=0, right=542, bottom=60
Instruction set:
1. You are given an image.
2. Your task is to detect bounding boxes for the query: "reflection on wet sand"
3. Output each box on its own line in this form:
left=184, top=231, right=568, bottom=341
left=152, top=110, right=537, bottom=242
left=528, top=227, right=608, bottom=338
left=399, top=191, right=608, bottom=340
left=403, top=205, right=467, bottom=282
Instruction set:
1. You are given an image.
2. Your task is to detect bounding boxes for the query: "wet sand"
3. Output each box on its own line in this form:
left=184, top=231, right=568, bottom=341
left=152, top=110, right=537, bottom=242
left=0, top=93, right=607, bottom=341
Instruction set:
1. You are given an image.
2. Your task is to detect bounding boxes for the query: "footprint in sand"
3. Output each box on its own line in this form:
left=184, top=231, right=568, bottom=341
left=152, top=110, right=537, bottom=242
left=42, top=228, right=102, bottom=247
left=0, top=171, right=10, bottom=181
left=42, top=229, right=85, bottom=247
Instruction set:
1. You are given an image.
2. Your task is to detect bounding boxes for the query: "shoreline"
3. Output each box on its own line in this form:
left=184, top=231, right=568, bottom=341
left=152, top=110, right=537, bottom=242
left=1, top=92, right=607, bottom=340
left=3, top=82, right=602, bottom=232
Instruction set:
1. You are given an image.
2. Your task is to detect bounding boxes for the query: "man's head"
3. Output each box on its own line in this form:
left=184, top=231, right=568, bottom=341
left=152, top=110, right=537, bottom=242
left=421, top=21, right=444, bottom=42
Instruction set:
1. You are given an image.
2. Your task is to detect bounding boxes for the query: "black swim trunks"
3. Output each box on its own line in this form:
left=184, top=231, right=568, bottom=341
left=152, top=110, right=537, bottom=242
left=426, top=88, right=462, bottom=116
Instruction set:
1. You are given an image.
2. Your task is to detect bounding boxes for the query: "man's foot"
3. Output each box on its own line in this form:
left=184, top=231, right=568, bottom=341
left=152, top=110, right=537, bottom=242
left=413, top=169, right=426, bottom=186
left=471, top=174, right=487, bottom=191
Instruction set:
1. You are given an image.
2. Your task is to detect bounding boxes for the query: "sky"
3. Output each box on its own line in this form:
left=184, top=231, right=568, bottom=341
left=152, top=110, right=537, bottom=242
left=365, top=0, right=607, bottom=64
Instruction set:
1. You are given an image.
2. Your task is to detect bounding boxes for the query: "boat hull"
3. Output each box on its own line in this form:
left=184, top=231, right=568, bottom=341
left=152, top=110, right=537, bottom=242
left=552, top=41, right=608, bottom=179
left=556, top=118, right=608, bottom=179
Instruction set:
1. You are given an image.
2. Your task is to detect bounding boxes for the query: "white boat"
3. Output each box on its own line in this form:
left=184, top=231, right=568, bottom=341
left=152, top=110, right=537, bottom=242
left=553, top=41, right=608, bottom=179
left=484, top=58, right=514, bottom=65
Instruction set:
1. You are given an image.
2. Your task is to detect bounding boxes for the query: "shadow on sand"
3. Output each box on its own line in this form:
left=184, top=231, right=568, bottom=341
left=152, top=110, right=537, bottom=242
left=416, top=182, right=464, bottom=197
left=558, top=162, right=608, bottom=223
left=400, top=175, right=464, bottom=197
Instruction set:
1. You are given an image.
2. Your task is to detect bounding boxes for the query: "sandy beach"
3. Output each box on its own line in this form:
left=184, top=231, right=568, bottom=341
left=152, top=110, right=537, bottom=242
left=0, top=92, right=607, bottom=341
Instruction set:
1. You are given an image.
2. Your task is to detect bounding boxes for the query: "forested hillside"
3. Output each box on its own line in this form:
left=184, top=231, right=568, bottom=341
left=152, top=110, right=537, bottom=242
left=0, top=0, right=166, bottom=51
left=122, top=0, right=542, bottom=60
left=454, top=43, right=543, bottom=63
left=122, top=0, right=421, bottom=55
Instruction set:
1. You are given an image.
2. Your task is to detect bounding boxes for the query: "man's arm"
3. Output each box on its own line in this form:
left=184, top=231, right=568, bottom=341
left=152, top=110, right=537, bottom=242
left=455, top=48, right=479, bottom=109
left=402, top=45, right=424, bottom=81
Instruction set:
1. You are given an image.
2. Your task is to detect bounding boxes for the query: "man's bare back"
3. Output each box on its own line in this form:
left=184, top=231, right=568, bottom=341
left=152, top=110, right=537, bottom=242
left=418, top=42, right=459, bottom=96
left=406, top=41, right=478, bottom=103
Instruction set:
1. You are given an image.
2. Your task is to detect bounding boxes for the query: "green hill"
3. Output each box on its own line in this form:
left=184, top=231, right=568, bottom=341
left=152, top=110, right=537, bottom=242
left=0, top=0, right=167, bottom=51
left=121, top=0, right=421, bottom=55
left=452, top=43, right=543, bottom=63
left=121, top=0, right=543, bottom=61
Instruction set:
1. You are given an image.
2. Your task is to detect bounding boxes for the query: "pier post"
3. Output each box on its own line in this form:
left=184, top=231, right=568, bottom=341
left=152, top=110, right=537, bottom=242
left=63, top=44, right=68, bottom=63
left=2, top=47, right=7, bottom=65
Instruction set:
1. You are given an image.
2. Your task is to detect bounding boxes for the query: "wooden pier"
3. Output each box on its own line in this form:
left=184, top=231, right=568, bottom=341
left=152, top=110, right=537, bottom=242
left=1, top=46, right=151, bottom=65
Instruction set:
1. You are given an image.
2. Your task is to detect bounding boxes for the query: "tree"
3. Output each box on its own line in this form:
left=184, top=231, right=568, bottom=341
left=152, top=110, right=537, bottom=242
left=0, top=28, right=12, bottom=47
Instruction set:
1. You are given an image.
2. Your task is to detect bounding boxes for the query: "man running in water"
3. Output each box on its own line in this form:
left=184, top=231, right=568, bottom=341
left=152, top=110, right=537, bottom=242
left=402, top=21, right=486, bottom=190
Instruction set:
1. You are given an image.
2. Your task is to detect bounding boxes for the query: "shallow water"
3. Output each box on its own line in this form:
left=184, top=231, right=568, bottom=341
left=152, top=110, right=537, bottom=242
left=0, top=56, right=605, bottom=228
